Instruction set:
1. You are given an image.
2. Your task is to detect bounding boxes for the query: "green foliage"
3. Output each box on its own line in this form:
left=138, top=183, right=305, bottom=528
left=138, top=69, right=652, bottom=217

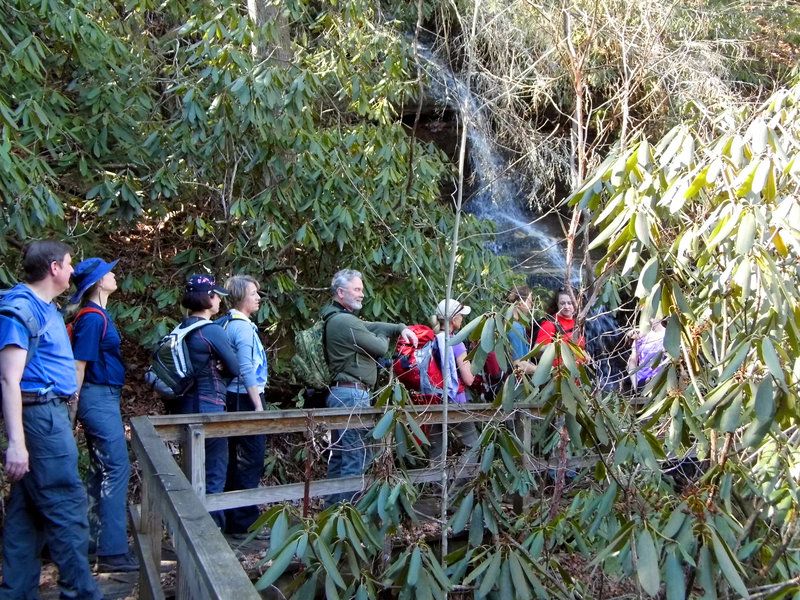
left=251, top=382, right=565, bottom=599
left=0, top=0, right=514, bottom=350
left=563, top=79, right=800, bottom=598
left=391, top=0, right=800, bottom=206
left=10, top=1, right=800, bottom=598
left=208, top=12, right=800, bottom=599
left=277, top=75, right=800, bottom=600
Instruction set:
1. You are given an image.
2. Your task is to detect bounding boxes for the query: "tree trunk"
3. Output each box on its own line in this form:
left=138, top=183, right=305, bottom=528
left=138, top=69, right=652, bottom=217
left=247, top=0, right=291, bottom=64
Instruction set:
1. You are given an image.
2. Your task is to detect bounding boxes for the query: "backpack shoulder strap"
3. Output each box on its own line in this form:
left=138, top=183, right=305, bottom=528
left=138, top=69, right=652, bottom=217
left=542, top=316, right=569, bottom=336
left=72, top=307, right=109, bottom=341
left=553, top=317, right=566, bottom=335
left=0, top=291, right=39, bottom=336
left=215, top=311, right=246, bottom=329
left=175, top=319, right=214, bottom=338
left=0, top=303, right=39, bottom=338
left=0, top=294, right=43, bottom=364
left=321, top=308, right=347, bottom=377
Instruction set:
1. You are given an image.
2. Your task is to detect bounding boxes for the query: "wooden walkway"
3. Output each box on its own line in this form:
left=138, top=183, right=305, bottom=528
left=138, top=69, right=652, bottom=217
left=30, top=401, right=579, bottom=598
left=128, top=403, right=538, bottom=598
left=38, top=569, right=140, bottom=599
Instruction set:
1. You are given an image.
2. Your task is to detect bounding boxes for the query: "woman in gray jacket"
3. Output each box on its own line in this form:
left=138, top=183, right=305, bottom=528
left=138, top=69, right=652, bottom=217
left=220, top=275, right=268, bottom=538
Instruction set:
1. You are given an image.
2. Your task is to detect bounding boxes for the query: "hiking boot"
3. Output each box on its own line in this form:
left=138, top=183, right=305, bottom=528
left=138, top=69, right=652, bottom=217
left=97, top=552, right=139, bottom=573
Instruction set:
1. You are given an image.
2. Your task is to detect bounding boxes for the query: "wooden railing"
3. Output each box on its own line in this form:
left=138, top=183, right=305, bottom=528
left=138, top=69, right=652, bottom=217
left=129, top=403, right=542, bottom=599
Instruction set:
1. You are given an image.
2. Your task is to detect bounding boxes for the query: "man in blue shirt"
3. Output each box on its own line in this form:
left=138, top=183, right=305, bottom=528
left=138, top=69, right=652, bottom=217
left=0, top=240, right=102, bottom=599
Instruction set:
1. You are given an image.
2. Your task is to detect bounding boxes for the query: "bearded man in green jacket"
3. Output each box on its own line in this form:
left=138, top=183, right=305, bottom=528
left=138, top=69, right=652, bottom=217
left=322, top=269, right=417, bottom=505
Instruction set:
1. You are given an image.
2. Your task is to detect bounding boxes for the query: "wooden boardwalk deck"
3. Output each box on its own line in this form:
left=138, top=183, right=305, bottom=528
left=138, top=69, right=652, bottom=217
left=30, top=402, right=581, bottom=598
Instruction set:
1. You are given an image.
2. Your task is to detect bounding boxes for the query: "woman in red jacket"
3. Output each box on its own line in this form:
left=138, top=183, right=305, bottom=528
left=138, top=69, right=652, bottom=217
left=536, top=288, right=586, bottom=350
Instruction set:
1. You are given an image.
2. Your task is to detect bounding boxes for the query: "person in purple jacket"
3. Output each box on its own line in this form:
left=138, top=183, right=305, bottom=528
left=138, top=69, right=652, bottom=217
left=628, top=316, right=668, bottom=390
left=428, top=299, right=479, bottom=470
left=69, top=257, right=138, bottom=573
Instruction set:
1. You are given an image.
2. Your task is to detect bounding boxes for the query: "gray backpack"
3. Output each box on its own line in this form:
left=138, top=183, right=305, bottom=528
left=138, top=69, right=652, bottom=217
left=145, top=320, right=212, bottom=399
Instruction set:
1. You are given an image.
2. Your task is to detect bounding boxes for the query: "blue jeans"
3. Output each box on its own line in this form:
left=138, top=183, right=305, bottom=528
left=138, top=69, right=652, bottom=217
left=0, top=399, right=102, bottom=600
left=174, top=393, right=228, bottom=528
left=326, top=386, right=371, bottom=505
left=223, top=391, right=267, bottom=534
left=77, top=383, right=130, bottom=557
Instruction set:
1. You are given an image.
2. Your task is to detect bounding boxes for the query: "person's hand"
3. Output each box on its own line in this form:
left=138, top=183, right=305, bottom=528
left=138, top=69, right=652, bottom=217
left=4, top=440, right=29, bottom=482
left=68, top=401, right=79, bottom=428
left=513, top=360, right=537, bottom=376
left=253, top=402, right=265, bottom=412
left=68, top=392, right=80, bottom=428
left=400, top=328, right=418, bottom=348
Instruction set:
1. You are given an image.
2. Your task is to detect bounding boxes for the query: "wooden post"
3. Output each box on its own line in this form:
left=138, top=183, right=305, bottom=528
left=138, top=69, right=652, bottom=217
left=178, top=423, right=206, bottom=598
left=182, top=424, right=206, bottom=501
left=303, top=414, right=313, bottom=517
left=175, top=533, right=193, bottom=600
left=131, top=419, right=167, bottom=600
left=138, top=472, right=165, bottom=600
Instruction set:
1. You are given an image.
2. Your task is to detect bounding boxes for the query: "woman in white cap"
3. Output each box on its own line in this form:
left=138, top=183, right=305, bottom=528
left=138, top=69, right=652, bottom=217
left=428, top=298, right=479, bottom=469
left=69, top=257, right=138, bottom=572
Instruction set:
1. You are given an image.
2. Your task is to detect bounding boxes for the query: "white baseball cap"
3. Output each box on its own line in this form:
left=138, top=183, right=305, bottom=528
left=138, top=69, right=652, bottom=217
left=435, top=299, right=471, bottom=320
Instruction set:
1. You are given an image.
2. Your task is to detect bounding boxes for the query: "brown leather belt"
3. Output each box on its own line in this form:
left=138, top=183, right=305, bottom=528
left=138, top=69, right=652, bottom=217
left=333, top=380, right=371, bottom=392
left=20, top=391, right=69, bottom=406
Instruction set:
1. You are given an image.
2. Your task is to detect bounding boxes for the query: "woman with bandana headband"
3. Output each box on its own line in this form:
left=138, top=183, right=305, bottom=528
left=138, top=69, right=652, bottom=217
left=173, top=274, right=240, bottom=529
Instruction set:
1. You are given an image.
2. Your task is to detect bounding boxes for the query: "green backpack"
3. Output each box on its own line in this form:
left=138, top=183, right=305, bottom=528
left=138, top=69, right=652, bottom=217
left=291, top=310, right=342, bottom=390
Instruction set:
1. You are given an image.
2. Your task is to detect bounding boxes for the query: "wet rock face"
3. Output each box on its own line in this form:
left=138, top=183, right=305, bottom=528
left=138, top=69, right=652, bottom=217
left=402, top=104, right=464, bottom=203
left=402, top=104, right=461, bottom=159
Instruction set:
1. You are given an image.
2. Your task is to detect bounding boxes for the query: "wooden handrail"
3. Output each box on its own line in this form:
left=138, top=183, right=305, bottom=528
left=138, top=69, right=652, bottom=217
left=129, top=403, right=546, bottom=597
left=130, top=416, right=261, bottom=600
left=146, top=402, right=541, bottom=439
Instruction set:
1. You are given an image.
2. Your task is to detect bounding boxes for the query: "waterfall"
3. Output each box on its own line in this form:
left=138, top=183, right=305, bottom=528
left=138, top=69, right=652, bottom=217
left=417, top=48, right=569, bottom=281
left=418, top=47, right=630, bottom=389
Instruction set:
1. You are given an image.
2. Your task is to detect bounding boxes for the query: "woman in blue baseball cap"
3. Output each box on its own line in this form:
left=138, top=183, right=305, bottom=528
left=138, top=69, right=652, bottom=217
left=68, top=257, right=138, bottom=572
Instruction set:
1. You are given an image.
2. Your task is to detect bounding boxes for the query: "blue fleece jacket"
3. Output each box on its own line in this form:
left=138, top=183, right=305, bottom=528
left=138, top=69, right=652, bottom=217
left=223, top=310, right=268, bottom=394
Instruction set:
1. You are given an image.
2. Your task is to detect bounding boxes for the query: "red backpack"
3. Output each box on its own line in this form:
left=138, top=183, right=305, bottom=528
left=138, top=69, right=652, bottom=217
left=393, top=325, right=465, bottom=399
left=66, top=307, right=108, bottom=343
left=393, top=325, right=441, bottom=392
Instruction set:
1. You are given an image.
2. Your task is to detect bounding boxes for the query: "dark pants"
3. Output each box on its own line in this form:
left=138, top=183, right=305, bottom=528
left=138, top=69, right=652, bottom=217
left=223, top=391, right=267, bottom=534
left=175, top=394, right=228, bottom=529
left=0, top=400, right=102, bottom=600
